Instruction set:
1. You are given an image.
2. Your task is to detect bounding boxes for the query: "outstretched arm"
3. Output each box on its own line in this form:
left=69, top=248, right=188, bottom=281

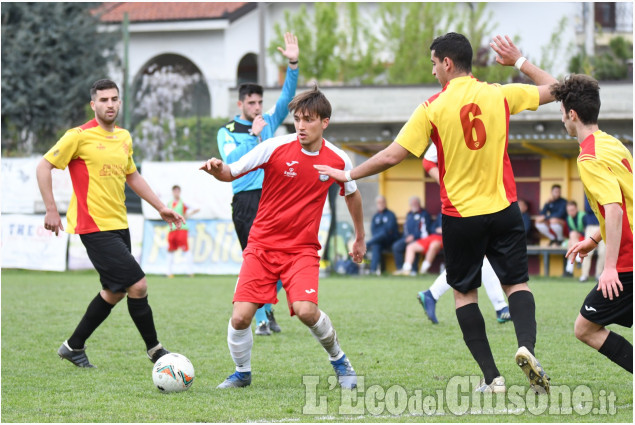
left=315, top=141, right=410, bottom=182
left=344, top=189, right=366, bottom=263
left=199, top=157, right=235, bottom=182
left=490, top=35, right=557, bottom=105
left=36, top=158, right=64, bottom=236
left=126, top=171, right=184, bottom=229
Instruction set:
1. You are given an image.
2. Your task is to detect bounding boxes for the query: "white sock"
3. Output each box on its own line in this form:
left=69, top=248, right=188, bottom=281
left=309, top=310, right=343, bottom=361
left=167, top=252, right=174, bottom=275
left=402, top=263, right=412, bottom=272
left=429, top=271, right=451, bottom=300
left=420, top=260, right=432, bottom=273
left=551, top=223, right=564, bottom=241
left=565, top=260, right=574, bottom=273
left=535, top=222, right=554, bottom=240
left=227, top=319, right=253, bottom=372
left=186, top=250, right=194, bottom=274
left=481, top=258, right=507, bottom=311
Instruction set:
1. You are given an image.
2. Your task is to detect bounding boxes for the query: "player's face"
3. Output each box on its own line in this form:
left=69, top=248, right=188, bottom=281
left=410, top=198, right=420, bottom=212
left=172, top=188, right=181, bottom=199
left=430, top=51, right=447, bottom=87
left=567, top=204, right=577, bottom=217
left=294, top=110, right=328, bottom=151
left=560, top=103, right=577, bottom=137
left=238, top=94, right=263, bottom=122
left=91, top=88, right=120, bottom=126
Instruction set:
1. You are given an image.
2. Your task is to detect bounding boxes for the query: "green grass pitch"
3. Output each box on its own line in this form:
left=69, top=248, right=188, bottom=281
left=1, top=269, right=632, bottom=422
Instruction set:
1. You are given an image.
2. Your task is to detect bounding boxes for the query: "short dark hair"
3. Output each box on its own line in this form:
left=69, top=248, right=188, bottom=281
left=238, top=83, right=263, bottom=101
left=91, top=79, right=119, bottom=100
left=567, top=200, right=578, bottom=207
left=288, top=86, right=331, bottom=120
left=552, top=184, right=561, bottom=190
left=430, top=32, right=473, bottom=73
left=172, top=185, right=181, bottom=191
left=550, top=74, right=600, bottom=125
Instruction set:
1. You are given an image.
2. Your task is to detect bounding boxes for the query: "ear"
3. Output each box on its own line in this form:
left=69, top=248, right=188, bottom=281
left=90, top=100, right=96, bottom=112
left=569, top=109, right=578, bottom=122
left=321, top=117, right=330, bottom=130
left=443, top=56, right=453, bottom=71
left=237, top=100, right=242, bottom=109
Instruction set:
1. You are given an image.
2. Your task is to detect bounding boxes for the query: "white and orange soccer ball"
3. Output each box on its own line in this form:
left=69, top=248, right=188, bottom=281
left=152, top=353, right=195, bottom=393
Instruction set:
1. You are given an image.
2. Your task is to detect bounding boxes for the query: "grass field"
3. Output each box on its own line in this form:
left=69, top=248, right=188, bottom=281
left=1, top=269, right=632, bottom=422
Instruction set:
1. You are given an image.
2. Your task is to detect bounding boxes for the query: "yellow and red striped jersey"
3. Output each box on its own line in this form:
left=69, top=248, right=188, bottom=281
left=44, top=119, right=136, bottom=234
left=578, top=130, right=633, bottom=273
left=395, top=75, right=539, bottom=217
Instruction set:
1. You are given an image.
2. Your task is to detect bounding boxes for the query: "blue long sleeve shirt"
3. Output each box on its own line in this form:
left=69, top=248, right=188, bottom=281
left=217, top=66, right=299, bottom=194
left=371, top=209, right=400, bottom=241
left=540, top=197, right=568, bottom=220
left=404, top=209, right=430, bottom=240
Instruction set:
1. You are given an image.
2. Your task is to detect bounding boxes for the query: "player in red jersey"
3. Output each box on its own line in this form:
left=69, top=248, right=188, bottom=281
left=200, top=87, right=366, bottom=389
left=317, top=33, right=558, bottom=394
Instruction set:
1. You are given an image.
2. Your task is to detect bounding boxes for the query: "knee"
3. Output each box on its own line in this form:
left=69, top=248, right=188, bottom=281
left=293, top=303, right=319, bottom=326
left=127, top=278, right=148, bottom=298
left=231, top=312, right=253, bottom=330
left=574, top=316, right=592, bottom=343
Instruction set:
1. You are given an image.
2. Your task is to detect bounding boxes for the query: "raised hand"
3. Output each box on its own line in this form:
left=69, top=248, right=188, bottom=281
left=489, top=35, right=522, bottom=66
left=277, top=32, right=299, bottom=62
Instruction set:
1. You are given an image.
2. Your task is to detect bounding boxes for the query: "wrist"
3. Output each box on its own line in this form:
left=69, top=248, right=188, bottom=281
left=589, top=236, right=599, bottom=245
left=289, top=59, right=298, bottom=65
left=514, top=56, right=527, bottom=70
left=344, top=170, right=353, bottom=182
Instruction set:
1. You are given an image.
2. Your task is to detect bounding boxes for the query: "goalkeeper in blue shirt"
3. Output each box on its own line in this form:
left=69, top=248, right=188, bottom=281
left=217, top=32, right=299, bottom=336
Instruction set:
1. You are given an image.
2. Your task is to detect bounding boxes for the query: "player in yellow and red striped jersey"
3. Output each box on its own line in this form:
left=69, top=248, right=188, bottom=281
left=317, top=33, right=558, bottom=394
left=36, top=79, right=184, bottom=368
left=554, top=74, right=633, bottom=373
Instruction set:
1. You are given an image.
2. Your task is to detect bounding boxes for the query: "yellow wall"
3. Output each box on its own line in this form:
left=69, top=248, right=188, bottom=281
left=380, top=158, right=427, bottom=221
left=539, top=157, right=585, bottom=208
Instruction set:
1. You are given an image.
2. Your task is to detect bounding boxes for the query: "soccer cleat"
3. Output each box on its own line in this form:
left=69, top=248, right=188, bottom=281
left=474, top=376, right=506, bottom=393
left=496, top=306, right=511, bottom=323
left=515, top=346, right=550, bottom=394
left=330, top=354, right=357, bottom=389
left=255, top=321, right=271, bottom=336
left=58, top=341, right=95, bottom=368
left=148, top=343, right=170, bottom=363
left=217, top=371, right=252, bottom=389
left=417, top=290, right=438, bottom=324
left=266, top=310, right=281, bottom=333
left=392, top=268, right=411, bottom=276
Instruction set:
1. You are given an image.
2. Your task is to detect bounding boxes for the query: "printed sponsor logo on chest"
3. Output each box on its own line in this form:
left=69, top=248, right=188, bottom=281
left=284, top=161, right=298, bottom=178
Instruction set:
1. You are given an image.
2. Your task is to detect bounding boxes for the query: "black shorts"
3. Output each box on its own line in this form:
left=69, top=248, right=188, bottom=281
left=80, top=229, right=145, bottom=293
left=443, top=202, right=529, bottom=293
left=231, top=189, right=262, bottom=250
left=580, top=272, right=633, bottom=327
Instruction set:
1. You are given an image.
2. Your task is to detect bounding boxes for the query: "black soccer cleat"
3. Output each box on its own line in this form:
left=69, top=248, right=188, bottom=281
left=58, top=341, right=95, bottom=368
left=148, top=343, right=170, bottom=364
left=266, top=310, right=282, bottom=333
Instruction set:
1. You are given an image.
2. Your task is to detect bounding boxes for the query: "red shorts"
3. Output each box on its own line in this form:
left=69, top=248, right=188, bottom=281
left=167, top=229, right=189, bottom=252
left=234, top=246, right=320, bottom=316
left=416, top=234, right=443, bottom=252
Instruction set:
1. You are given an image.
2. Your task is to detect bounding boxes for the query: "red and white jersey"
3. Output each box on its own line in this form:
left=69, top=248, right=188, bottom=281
left=229, top=133, right=357, bottom=252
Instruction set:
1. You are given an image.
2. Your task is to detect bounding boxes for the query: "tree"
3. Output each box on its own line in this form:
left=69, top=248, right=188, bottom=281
left=1, top=3, right=118, bottom=155
left=569, top=35, right=633, bottom=81
left=133, top=66, right=201, bottom=161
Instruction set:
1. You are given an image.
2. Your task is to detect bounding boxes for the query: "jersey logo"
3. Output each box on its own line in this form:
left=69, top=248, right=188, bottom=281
left=284, top=166, right=297, bottom=178
left=305, top=288, right=316, bottom=294
left=319, top=174, right=329, bottom=182
left=97, top=143, right=106, bottom=150
left=584, top=305, right=597, bottom=312
left=286, top=161, right=299, bottom=166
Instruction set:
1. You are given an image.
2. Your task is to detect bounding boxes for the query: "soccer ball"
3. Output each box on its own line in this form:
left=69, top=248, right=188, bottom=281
left=152, top=353, right=195, bottom=393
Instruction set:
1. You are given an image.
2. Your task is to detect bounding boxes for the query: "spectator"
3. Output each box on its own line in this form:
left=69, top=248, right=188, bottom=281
left=563, top=200, right=585, bottom=277
left=580, top=196, right=606, bottom=282
left=394, top=214, right=443, bottom=275
left=518, top=199, right=532, bottom=237
left=535, top=184, right=568, bottom=245
left=391, top=196, right=431, bottom=271
left=367, top=195, right=400, bottom=275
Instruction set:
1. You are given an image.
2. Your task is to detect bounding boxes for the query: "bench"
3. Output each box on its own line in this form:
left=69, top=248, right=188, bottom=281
left=526, top=245, right=568, bottom=276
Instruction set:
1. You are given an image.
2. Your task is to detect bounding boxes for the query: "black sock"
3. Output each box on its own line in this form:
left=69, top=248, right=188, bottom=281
left=599, top=331, right=633, bottom=373
left=127, top=296, right=159, bottom=350
left=456, top=303, right=500, bottom=384
left=508, top=290, right=537, bottom=355
left=67, top=293, right=114, bottom=350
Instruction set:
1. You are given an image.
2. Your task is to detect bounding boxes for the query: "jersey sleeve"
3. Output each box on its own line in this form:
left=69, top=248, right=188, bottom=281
left=394, top=104, right=432, bottom=157
left=500, top=84, right=540, bottom=115
left=228, top=138, right=275, bottom=178
left=579, top=159, right=624, bottom=206
left=43, top=128, right=81, bottom=169
left=422, top=143, right=438, bottom=172
left=264, top=66, right=299, bottom=132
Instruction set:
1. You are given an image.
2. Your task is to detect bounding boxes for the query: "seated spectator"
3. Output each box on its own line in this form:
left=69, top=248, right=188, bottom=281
left=391, top=196, right=431, bottom=271
left=517, top=199, right=532, bottom=237
left=394, top=214, right=442, bottom=275
left=580, top=195, right=606, bottom=282
left=366, top=195, right=400, bottom=275
left=563, top=200, right=585, bottom=277
left=535, top=184, right=568, bottom=245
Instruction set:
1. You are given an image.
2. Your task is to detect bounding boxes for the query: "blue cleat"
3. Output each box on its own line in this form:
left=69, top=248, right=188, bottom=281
left=330, top=355, right=357, bottom=389
left=217, top=371, right=252, bottom=389
left=496, top=306, right=511, bottom=323
left=417, top=290, right=438, bottom=324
